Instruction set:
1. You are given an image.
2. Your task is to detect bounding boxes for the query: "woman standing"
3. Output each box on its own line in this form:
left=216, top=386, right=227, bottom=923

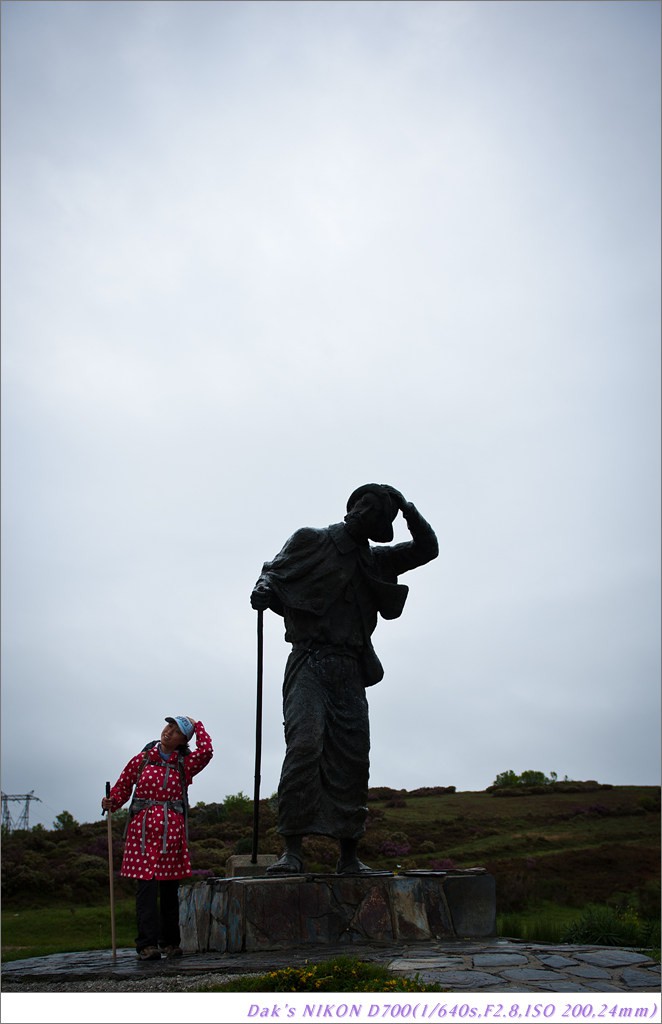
left=102, top=715, right=213, bottom=960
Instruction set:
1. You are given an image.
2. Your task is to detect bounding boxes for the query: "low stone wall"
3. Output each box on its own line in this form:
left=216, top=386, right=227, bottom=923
left=179, top=870, right=496, bottom=953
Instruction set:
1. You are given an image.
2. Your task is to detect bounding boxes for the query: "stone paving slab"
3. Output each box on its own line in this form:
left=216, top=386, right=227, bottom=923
left=2, top=939, right=660, bottom=993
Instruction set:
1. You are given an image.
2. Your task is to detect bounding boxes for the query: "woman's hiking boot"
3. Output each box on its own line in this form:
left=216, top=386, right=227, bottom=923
left=161, top=945, right=183, bottom=958
left=137, top=946, right=161, bottom=960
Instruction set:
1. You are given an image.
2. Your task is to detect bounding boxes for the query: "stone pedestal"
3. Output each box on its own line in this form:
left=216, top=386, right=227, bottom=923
left=179, top=870, right=496, bottom=953
left=225, top=854, right=278, bottom=878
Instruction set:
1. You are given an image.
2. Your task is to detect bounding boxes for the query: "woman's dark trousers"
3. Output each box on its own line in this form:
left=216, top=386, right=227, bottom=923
left=135, top=878, right=181, bottom=951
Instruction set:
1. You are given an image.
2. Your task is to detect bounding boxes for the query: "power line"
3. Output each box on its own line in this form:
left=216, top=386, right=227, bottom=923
left=1, top=791, right=41, bottom=831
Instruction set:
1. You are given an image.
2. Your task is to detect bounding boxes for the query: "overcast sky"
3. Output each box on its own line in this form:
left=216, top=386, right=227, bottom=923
left=1, top=0, right=660, bottom=833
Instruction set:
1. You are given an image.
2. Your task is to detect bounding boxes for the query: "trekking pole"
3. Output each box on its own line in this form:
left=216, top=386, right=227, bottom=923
left=251, top=609, right=264, bottom=863
left=104, top=782, right=117, bottom=959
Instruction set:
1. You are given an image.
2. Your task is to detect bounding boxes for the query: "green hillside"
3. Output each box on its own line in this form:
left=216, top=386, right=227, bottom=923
left=2, top=782, right=659, bottom=920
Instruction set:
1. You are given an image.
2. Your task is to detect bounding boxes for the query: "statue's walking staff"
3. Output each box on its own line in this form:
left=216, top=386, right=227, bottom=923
left=251, top=609, right=264, bottom=863
left=104, top=781, right=117, bottom=959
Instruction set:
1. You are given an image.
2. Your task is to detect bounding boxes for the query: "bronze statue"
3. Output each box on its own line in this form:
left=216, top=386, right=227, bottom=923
left=250, top=484, right=438, bottom=874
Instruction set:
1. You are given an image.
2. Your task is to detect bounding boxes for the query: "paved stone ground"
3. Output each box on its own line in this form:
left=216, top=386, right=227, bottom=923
left=2, top=939, right=660, bottom=993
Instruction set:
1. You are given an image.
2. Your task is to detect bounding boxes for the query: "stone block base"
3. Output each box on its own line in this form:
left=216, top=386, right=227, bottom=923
left=179, top=870, right=496, bottom=953
left=225, top=854, right=279, bottom=877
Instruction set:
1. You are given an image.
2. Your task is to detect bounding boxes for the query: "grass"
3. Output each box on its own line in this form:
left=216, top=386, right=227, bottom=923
left=4, top=898, right=659, bottom=966
left=1, top=899, right=136, bottom=962
left=2, top=900, right=566, bottom=963
left=561, top=903, right=661, bottom=950
left=498, top=902, right=660, bottom=962
left=2, top=784, right=658, bottom=972
left=497, top=901, right=579, bottom=943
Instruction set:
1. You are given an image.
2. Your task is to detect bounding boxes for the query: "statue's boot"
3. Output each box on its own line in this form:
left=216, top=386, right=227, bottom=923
left=266, top=837, right=304, bottom=875
left=336, top=838, right=374, bottom=875
left=266, top=852, right=304, bottom=874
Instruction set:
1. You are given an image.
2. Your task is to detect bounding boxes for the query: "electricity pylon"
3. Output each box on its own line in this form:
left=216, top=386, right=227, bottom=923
left=1, top=791, right=41, bottom=831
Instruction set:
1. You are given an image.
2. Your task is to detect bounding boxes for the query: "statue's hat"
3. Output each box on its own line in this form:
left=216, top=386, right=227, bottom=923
left=346, top=483, right=399, bottom=520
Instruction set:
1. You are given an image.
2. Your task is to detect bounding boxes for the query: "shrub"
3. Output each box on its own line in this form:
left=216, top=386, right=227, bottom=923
left=367, top=787, right=406, bottom=801
left=378, top=831, right=411, bottom=857
left=491, top=770, right=556, bottom=789
left=366, top=807, right=385, bottom=822
left=2, top=865, right=57, bottom=899
left=378, top=840, right=411, bottom=857
left=192, top=838, right=229, bottom=851
left=302, top=836, right=336, bottom=870
left=561, top=904, right=659, bottom=947
left=635, top=879, right=660, bottom=920
left=53, top=811, right=80, bottom=831
left=519, top=771, right=551, bottom=787
left=191, top=802, right=226, bottom=824
left=223, top=792, right=252, bottom=819
left=492, top=770, right=520, bottom=788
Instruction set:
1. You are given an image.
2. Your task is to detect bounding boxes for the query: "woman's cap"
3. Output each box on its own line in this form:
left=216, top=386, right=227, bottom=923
left=165, top=716, right=195, bottom=741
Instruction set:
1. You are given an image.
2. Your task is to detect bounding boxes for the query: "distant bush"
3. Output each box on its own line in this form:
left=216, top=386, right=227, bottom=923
left=562, top=903, right=660, bottom=948
left=570, top=804, right=613, bottom=817
left=568, top=803, right=645, bottom=818
left=53, top=811, right=79, bottom=831
left=379, top=840, right=411, bottom=857
left=367, top=787, right=407, bottom=801
left=491, top=770, right=556, bottom=789
left=191, top=801, right=226, bottom=824
left=2, top=863, right=58, bottom=900
left=408, top=786, right=456, bottom=797
left=367, top=786, right=455, bottom=800
left=366, top=806, right=385, bottom=821
left=378, top=831, right=411, bottom=857
left=223, top=792, right=253, bottom=819
left=301, top=836, right=336, bottom=870
left=638, top=792, right=661, bottom=813
left=489, top=771, right=613, bottom=796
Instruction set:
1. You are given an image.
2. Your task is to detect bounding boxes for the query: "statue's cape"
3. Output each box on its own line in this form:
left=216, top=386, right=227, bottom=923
left=260, top=522, right=409, bottom=620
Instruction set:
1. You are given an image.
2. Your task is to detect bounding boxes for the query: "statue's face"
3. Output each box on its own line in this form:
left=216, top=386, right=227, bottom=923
left=365, top=508, right=395, bottom=542
left=353, top=494, right=396, bottom=542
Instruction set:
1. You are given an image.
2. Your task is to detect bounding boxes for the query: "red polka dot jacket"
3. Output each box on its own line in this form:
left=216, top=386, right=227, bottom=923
left=107, top=721, right=213, bottom=880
